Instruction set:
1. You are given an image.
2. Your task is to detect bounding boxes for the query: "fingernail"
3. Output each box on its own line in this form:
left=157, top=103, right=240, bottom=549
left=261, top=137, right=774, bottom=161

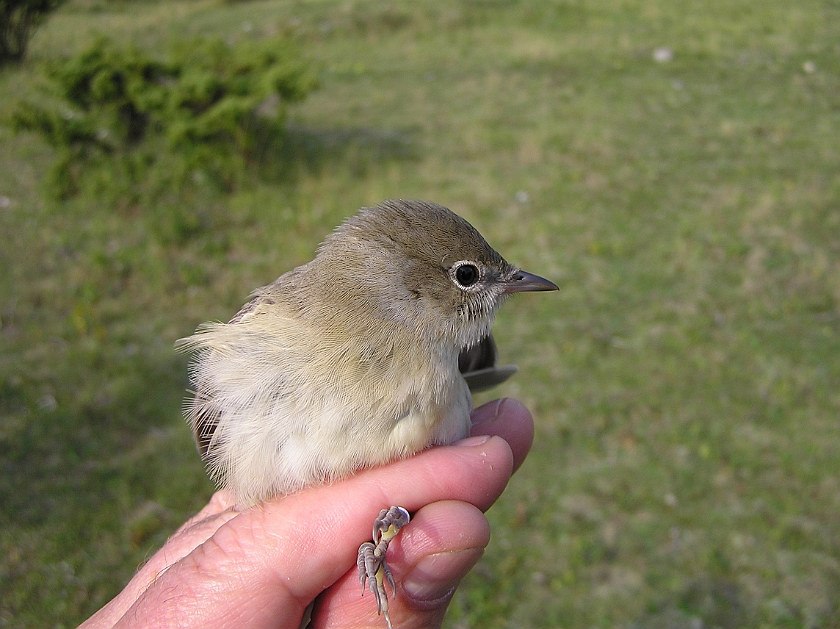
left=493, top=398, right=508, bottom=418
left=471, top=398, right=508, bottom=426
left=402, top=548, right=484, bottom=605
left=454, top=435, right=491, bottom=447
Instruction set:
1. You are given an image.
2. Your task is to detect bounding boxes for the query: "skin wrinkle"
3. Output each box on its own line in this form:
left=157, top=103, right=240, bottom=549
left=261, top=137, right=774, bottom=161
left=119, top=567, right=203, bottom=629
left=230, top=508, right=322, bottom=597
left=113, top=532, right=218, bottom=617
left=148, top=542, right=291, bottom=629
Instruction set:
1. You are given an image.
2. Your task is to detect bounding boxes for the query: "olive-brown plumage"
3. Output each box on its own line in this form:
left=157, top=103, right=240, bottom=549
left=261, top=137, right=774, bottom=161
left=178, top=199, right=557, bottom=508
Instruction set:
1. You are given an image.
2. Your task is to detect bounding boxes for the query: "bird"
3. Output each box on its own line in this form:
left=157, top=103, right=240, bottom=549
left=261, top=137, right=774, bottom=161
left=176, top=199, right=557, bottom=626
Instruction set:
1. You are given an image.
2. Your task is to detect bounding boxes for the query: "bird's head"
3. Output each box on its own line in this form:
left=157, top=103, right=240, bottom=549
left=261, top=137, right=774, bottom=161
left=315, top=199, right=557, bottom=352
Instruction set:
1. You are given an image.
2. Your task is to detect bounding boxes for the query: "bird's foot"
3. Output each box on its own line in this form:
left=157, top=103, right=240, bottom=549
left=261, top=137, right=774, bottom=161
left=357, top=506, right=411, bottom=629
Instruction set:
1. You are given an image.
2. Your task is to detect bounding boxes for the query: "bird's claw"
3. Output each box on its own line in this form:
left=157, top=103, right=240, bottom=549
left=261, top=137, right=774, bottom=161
left=357, top=506, right=411, bottom=628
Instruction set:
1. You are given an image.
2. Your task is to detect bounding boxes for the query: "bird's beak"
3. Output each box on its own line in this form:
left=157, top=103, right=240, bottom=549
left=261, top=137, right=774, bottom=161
left=501, top=270, right=559, bottom=294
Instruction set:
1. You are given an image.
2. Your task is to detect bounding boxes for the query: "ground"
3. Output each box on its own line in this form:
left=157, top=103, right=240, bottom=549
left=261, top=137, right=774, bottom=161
left=1, top=1, right=839, bottom=627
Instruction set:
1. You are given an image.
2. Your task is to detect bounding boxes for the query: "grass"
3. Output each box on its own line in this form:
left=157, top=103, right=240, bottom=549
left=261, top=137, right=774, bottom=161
left=2, top=0, right=839, bottom=627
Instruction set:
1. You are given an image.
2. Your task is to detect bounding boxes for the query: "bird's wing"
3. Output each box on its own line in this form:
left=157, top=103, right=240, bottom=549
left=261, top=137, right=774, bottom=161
left=458, top=334, right=518, bottom=393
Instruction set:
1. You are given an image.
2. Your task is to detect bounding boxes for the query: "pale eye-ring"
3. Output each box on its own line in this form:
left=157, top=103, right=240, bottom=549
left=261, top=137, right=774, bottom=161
left=452, top=262, right=480, bottom=289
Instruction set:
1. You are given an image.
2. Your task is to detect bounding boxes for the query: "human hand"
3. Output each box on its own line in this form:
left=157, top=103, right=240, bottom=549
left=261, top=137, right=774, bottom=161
left=79, top=398, right=534, bottom=629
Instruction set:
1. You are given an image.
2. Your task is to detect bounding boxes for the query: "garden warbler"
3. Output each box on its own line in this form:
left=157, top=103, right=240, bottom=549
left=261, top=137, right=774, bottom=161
left=177, top=199, right=557, bottom=626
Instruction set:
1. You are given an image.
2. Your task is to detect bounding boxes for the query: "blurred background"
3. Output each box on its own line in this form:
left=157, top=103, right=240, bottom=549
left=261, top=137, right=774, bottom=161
left=1, top=1, right=839, bottom=627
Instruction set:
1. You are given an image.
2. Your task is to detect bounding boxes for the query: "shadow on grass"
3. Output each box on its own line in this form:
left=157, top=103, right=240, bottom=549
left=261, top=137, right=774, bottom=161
left=253, top=123, right=421, bottom=181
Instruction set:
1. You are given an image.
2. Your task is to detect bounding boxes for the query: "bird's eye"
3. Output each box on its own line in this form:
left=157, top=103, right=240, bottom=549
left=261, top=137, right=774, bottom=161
left=454, top=263, right=480, bottom=288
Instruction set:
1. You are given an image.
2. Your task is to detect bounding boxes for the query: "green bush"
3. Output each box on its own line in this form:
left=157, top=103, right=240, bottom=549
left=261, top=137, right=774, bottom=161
left=11, top=35, right=316, bottom=198
left=0, top=0, right=65, bottom=64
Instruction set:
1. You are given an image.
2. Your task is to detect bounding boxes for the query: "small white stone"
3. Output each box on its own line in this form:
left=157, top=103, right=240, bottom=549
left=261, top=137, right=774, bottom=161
left=653, top=47, right=673, bottom=63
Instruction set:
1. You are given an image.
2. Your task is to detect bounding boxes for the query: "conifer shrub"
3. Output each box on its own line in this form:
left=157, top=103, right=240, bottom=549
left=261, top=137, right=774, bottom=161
left=0, top=0, right=65, bottom=64
left=12, top=36, right=316, bottom=198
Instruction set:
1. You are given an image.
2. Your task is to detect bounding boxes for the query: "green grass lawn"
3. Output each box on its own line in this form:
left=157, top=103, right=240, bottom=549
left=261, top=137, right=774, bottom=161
left=2, top=0, right=839, bottom=627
